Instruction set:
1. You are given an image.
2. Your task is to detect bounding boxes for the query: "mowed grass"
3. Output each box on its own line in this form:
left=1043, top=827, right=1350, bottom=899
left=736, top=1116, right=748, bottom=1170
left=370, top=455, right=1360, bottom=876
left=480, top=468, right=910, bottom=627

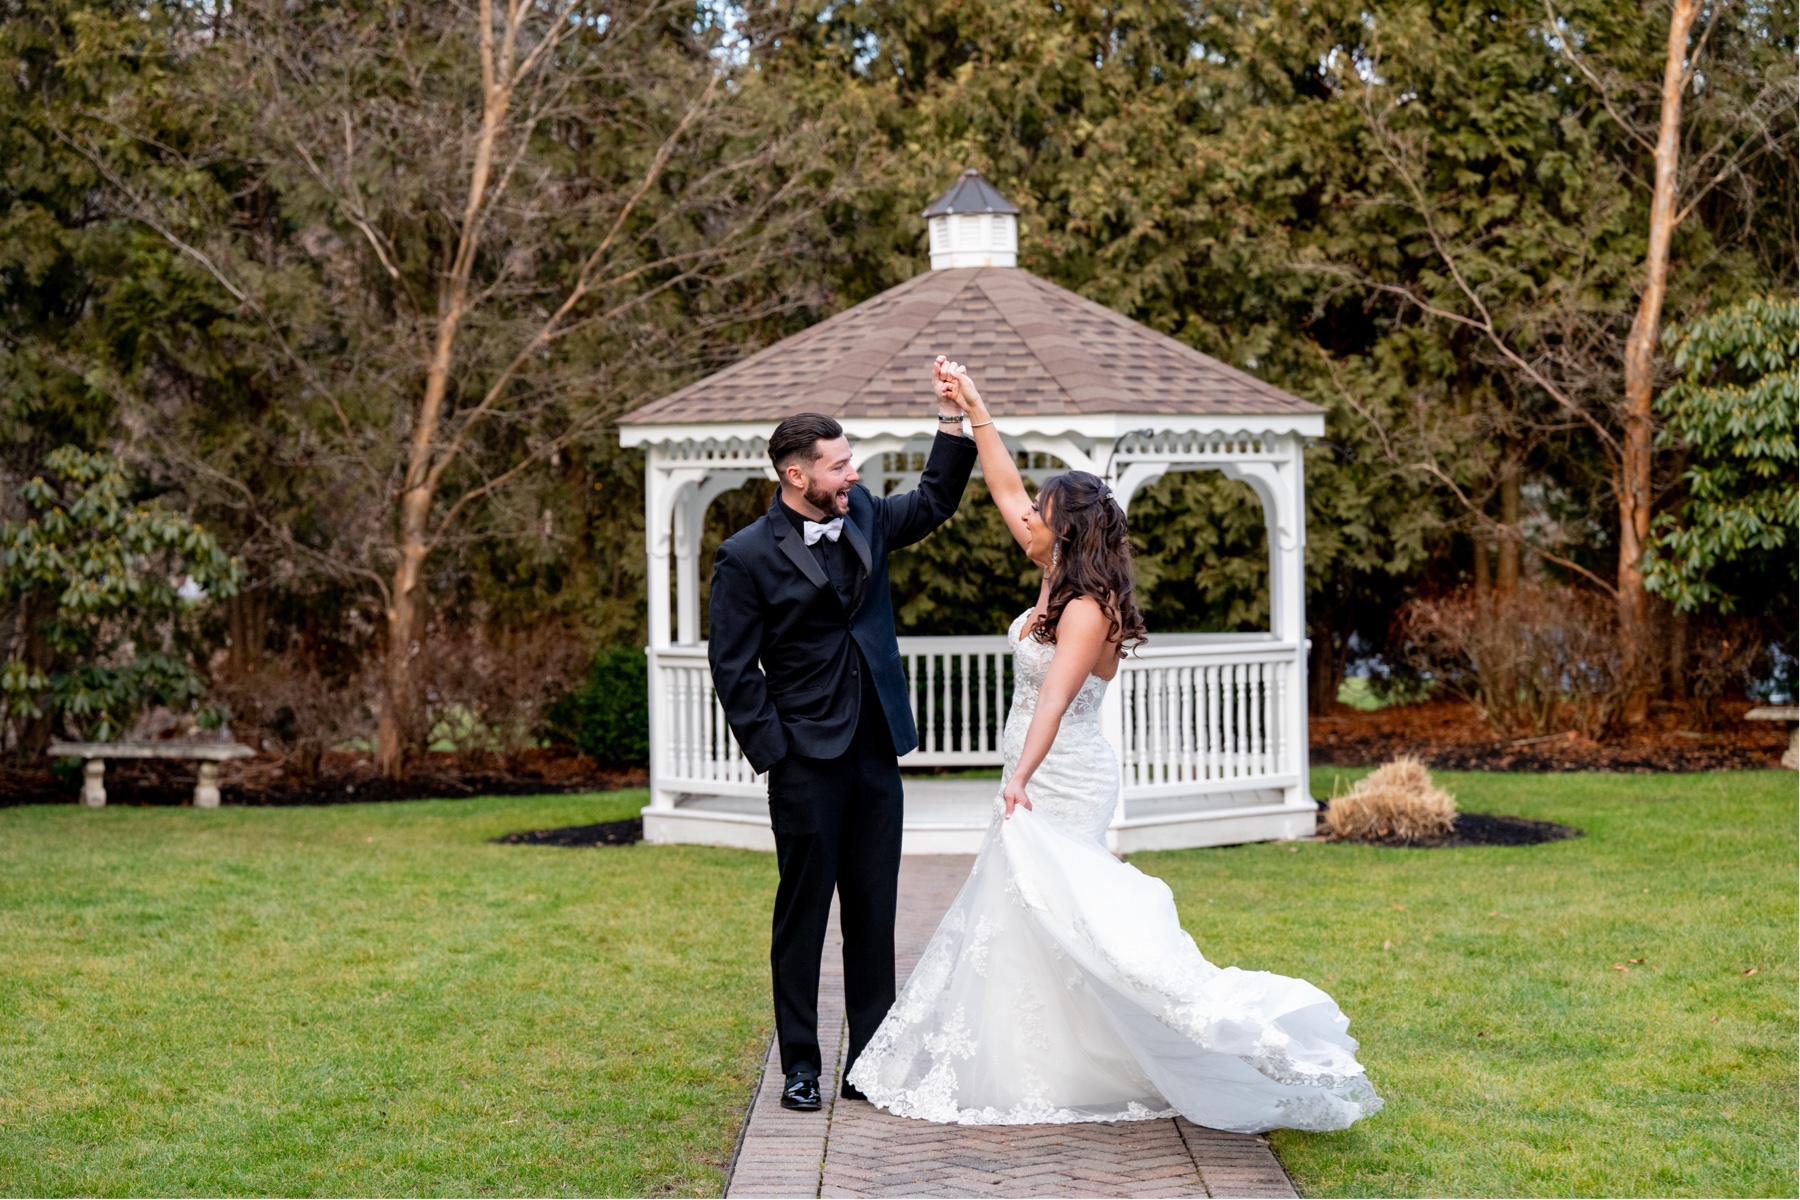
left=0, top=790, right=776, bottom=1197
left=2, top=773, right=1794, bottom=1197
left=1138, top=769, right=1798, bottom=1198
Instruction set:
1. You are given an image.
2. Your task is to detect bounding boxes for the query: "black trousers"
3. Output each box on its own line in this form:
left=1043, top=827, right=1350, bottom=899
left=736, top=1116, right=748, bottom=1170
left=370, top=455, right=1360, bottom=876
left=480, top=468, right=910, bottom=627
left=766, top=699, right=903, bottom=1081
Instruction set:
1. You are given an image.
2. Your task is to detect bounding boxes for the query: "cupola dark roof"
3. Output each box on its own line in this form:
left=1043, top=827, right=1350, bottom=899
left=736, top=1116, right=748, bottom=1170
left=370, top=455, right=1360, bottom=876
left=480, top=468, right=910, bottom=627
left=921, top=169, right=1021, bottom=217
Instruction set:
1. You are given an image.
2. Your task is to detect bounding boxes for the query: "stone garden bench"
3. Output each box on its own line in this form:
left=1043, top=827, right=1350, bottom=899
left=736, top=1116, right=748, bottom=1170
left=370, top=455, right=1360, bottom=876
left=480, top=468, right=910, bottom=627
left=1744, top=706, right=1799, bottom=770
left=49, top=741, right=256, bottom=808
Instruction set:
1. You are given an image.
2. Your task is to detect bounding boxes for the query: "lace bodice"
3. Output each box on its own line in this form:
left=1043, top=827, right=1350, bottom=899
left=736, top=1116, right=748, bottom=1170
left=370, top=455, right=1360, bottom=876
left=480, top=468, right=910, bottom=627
left=1007, top=608, right=1111, bottom=719
left=1002, top=609, right=1118, bottom=846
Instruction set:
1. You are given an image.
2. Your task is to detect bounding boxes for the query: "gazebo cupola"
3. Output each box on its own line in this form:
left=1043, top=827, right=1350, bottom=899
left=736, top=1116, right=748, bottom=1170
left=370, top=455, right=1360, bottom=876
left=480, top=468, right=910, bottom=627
left=924, top=169, right=1019, bottom=269
left=620, top=172, right=1326, bottom=856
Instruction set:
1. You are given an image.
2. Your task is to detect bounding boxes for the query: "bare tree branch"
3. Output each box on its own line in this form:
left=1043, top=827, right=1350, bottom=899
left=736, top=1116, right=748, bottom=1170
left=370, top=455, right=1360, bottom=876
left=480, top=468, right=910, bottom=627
left=1542, top=0, right=1659, bottom=155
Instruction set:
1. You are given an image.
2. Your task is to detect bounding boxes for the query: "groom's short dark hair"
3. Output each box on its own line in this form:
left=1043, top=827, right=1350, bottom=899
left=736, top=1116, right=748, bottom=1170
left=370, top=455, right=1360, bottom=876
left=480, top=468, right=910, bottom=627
left=768, top=413, right=845, bottom=471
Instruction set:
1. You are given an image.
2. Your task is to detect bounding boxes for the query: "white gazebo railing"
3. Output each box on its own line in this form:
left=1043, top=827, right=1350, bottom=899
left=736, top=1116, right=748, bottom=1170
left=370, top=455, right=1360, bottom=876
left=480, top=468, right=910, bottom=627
left=653, top=644, right=762, bottom=798
left=648, top=640, right=1020, bottom=798
left=896, top=635, right=1013, bottom=765
left=1116, top=639, right=1298, bottom=795
left=645, top=626, right=1311, bottom=853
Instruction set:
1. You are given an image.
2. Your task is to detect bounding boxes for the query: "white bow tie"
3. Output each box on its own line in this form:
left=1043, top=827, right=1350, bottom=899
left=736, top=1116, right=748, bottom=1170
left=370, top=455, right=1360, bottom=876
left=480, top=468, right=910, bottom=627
left=803, top=517, right=844, bottom=546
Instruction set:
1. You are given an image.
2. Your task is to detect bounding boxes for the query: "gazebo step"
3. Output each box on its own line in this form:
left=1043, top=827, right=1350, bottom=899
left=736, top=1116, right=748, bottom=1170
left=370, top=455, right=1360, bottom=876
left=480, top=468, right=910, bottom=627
left=644, top=779, right=1315, bottom=854
left=1112, top=803, right=1318, bottom=853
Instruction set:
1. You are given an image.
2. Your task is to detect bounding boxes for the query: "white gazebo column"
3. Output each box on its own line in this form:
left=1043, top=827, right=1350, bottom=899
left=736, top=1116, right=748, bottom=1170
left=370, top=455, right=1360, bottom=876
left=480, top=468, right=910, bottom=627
left=643, top=457, right=688, bottom=650
left=1266, top=435, right=1309, bottom=806
left=1101, top=463, right=1152, bottom=843
left=1282, top=435, right=1311, bottom=805
left=644, top=457, right=705, bottom=812
left=1103, top=453, right=1172, bottom=844
left=676, top=472, right=767, bottom=645
left=672, top=482, right=701, bottom=646
left=643, top=456, right=675, bottom=813
left=1218, top=438, right=1311, bottom=809
left=646, top=462, right=715, bottom=647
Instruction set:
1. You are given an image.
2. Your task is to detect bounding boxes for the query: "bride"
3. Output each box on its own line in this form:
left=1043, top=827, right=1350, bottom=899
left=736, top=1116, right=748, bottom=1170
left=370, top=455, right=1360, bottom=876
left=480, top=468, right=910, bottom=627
left=843, top=359, right=1384, bottom=1134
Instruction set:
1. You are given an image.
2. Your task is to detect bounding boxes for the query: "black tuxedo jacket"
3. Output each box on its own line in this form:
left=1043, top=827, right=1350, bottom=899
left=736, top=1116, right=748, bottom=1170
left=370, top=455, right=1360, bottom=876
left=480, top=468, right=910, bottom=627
left=708, top=432, right=978, bottom=773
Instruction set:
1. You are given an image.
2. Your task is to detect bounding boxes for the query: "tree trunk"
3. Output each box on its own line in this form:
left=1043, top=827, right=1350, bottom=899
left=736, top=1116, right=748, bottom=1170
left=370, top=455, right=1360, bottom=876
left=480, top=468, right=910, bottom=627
left=12, top=593, right=54, bottom=762
left=227, top=590, right=266, bottom=676
left=377, top=529, right=429, bottom=777
left=1473, top=535, right=1491, bottom=594
left=1497, top=458, right=1521, bottom=597
left=1618, top=0, right=1699, bottom=724
left=1308, top=610, right=1344, bottom=715
left=374, top=12, right=510, bottom=779
left=376, top=280, right=470, bottom=778
left=376, top=332, right=458, bottom=779
left=1668, top=604, right=1689, bottom=702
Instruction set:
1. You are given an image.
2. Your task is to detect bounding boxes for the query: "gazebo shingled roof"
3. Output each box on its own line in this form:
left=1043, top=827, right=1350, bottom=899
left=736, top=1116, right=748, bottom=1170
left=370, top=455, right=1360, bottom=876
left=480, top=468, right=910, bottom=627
left=617, top=266, right=1323, bottom=425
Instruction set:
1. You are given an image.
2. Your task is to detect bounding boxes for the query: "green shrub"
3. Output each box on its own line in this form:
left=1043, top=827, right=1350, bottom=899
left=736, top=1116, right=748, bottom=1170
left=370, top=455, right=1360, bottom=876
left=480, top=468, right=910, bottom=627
left=1, top=447, right=242, bottom=745
left=546, top=646, right=649, bottom=767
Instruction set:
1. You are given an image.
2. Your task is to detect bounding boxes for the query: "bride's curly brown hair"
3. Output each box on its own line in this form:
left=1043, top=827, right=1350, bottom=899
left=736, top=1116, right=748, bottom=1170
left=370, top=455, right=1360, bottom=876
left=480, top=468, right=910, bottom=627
left=1029, top=471, right=1148, bottom=655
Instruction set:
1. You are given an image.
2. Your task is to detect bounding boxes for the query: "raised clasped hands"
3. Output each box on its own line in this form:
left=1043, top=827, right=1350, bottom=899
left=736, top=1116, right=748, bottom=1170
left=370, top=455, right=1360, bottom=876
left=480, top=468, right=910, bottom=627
left=932, top=354, right=987, bottom=420
left=1001, top=773, right=1032, bottom=819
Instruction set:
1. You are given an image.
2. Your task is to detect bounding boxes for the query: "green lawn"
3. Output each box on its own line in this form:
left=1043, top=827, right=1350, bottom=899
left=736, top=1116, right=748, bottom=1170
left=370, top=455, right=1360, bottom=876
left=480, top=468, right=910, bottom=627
left=1140, top=769, right=1798, bottom=1198
left=0, top=791, right=776, bottom=1197
left=1, top=772, right=1793, bottom=1197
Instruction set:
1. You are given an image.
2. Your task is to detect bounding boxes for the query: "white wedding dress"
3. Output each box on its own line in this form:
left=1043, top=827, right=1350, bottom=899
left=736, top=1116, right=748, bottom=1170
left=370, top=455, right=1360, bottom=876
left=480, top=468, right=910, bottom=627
left=845, top=610, right=1384, bottom=1133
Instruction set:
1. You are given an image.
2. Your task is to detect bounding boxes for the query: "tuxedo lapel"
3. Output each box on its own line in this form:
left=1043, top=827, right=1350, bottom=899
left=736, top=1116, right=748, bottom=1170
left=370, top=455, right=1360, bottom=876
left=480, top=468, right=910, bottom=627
left=841, top=513, right=871, bottom=615
left=841, top=513, right=872, bottom=578
left=769, top=504, right=830, bottom=590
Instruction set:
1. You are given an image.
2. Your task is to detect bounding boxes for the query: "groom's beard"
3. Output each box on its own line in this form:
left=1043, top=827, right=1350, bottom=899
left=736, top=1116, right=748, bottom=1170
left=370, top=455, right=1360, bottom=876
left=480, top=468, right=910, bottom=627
left=803, top=477, right=850, bottom=517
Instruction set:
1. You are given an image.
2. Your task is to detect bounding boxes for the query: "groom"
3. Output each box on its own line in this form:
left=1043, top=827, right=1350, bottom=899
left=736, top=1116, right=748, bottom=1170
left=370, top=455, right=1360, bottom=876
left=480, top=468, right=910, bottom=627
left=708, top=392, right=977, bottom=1111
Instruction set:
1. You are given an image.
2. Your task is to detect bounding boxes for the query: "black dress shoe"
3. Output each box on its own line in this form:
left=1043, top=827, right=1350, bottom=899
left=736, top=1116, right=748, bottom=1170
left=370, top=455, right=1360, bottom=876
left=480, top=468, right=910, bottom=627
left=840, top=1079, right=867, bottom=1102
left=780, top=1074, right=821, bottom=1111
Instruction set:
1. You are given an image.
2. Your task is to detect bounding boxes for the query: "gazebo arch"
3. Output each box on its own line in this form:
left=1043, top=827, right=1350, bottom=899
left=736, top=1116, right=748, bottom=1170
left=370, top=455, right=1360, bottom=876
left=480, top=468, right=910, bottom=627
left=619, top=170, right=1324, bottom=854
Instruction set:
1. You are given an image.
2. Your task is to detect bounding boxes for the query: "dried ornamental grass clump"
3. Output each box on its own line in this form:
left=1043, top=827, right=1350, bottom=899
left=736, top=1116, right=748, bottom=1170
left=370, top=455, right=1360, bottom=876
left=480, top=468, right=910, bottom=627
left=1324, top=756, right=1457, bottom=843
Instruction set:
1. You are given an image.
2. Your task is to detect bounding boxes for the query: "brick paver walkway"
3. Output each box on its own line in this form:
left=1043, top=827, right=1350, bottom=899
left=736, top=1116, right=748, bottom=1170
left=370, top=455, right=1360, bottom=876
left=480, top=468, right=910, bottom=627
left=726, top=856, right=1299, bottom=1199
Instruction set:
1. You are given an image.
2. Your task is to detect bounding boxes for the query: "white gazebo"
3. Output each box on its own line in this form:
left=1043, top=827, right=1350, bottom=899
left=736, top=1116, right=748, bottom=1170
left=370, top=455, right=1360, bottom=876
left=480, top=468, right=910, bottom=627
left=619, top=170, right=1325, bottom=854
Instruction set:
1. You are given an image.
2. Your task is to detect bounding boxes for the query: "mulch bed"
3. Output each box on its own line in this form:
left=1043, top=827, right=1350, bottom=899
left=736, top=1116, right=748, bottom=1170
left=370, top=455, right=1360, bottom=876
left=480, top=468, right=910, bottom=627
left=1320, top=810, right=1584, bottom=849
left=492, top=817, right=644, bottom=847
left=1311, top=698, right=1788, bottom=772
left=0, top=747, right=647, bottom=807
